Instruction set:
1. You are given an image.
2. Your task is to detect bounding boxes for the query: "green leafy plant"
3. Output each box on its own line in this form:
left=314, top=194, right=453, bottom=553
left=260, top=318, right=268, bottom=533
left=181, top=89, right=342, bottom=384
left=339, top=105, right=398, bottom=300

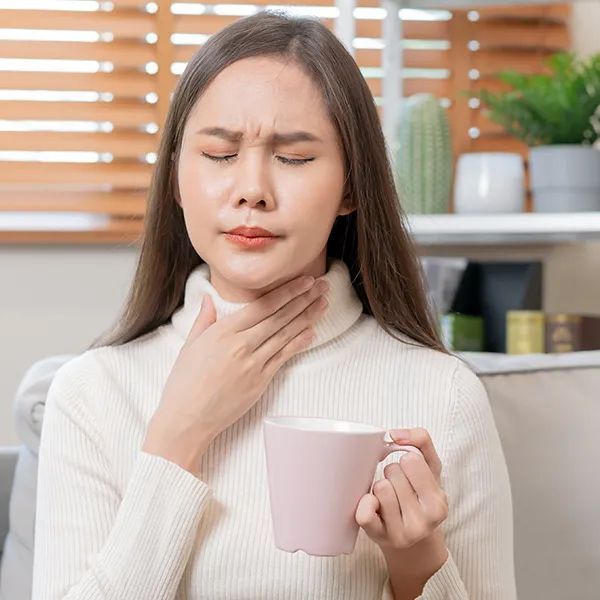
left=474, top=52, right=600, bottom=146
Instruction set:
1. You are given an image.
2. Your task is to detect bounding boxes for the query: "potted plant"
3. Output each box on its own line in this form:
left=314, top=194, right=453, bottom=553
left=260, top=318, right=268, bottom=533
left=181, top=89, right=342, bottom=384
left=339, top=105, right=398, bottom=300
left=476, top=52, right=600, bottom=213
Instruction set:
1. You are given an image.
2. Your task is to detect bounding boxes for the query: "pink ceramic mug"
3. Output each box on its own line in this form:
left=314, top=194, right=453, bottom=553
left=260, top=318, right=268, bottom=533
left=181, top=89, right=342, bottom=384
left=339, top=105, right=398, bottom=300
left=263, top=415, right=423, bottom=556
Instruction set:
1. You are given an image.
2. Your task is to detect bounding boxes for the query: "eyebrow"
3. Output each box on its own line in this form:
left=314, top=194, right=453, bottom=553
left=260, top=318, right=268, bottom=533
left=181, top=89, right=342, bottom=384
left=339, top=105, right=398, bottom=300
left=195, top=126, right=323, bottom=144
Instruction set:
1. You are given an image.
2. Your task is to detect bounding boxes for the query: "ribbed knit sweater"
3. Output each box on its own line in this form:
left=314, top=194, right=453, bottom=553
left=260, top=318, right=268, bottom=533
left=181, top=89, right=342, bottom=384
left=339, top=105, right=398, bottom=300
left=32, top=258, right=517, bottom=599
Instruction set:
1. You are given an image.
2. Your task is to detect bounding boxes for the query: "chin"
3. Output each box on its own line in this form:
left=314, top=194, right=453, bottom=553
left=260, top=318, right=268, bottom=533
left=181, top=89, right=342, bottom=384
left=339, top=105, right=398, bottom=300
left=214, top=254, right=297, bottom=289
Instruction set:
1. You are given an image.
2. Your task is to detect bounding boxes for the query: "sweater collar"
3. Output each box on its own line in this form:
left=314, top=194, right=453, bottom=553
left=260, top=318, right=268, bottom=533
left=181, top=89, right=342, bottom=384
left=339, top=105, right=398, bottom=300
left=170, top=257, right=364, bottom=351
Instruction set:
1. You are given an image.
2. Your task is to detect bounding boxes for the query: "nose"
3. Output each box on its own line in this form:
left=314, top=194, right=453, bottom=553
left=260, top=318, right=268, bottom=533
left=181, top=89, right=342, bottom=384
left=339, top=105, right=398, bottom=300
left=231, top=150, right=274, bottom=210
left=237, top=195, right=268, bottom=209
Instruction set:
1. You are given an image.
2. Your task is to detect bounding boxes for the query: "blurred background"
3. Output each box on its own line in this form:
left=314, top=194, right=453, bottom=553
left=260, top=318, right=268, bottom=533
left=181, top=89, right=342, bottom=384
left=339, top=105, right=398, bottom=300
left=1, top=0, right=599, bottom=446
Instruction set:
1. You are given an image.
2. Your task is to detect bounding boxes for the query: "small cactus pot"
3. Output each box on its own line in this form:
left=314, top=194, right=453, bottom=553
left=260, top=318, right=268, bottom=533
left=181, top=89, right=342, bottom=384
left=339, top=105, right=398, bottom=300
left=393, top=93, right=453, bottom=214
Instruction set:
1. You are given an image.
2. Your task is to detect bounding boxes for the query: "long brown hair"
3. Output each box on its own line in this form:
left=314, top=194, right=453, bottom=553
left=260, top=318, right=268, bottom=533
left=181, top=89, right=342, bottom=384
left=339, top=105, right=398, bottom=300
left=89, top=10, right=448, bottom=355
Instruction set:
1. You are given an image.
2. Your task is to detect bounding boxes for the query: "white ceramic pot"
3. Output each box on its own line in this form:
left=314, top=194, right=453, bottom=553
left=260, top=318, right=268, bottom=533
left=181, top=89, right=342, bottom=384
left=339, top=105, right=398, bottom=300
left=454, top=152, right=525, bottom=214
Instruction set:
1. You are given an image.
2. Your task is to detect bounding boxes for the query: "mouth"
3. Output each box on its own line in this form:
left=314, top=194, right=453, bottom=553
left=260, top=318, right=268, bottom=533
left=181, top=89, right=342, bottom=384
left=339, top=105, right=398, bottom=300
left=225, top=226, right=277, bottom=238
left=223, top=232, right=280, bottom=249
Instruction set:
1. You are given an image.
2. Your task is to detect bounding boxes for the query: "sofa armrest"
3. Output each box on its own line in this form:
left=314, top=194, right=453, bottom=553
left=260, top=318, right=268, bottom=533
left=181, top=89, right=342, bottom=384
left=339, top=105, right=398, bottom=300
left=0, top=447, right=19, bottom=555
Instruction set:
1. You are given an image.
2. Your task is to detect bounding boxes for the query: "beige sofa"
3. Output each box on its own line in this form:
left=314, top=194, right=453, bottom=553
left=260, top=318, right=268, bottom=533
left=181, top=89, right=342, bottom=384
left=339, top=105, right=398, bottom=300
left=1, top=350, right=600, bottom=599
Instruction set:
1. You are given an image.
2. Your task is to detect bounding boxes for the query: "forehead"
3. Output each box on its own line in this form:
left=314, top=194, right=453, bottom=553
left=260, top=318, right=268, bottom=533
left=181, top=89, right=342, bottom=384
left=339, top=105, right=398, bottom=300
left=186, top=56, right=335, bottom=139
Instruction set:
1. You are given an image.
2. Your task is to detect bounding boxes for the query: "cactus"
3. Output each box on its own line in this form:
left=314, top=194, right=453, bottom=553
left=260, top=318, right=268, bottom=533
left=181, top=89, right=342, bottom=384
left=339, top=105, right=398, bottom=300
left=393, top=93, right=453, bottom=214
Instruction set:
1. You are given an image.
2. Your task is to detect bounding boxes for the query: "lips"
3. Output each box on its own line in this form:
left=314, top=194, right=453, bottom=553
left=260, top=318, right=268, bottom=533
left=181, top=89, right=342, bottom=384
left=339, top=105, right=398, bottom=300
left=225, top=226, right=276, bottom=238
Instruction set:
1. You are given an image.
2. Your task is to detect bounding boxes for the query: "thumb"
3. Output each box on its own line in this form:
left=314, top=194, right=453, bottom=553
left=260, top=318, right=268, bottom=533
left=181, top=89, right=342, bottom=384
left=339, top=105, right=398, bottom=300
left=188, top=293, right=216, bottom=342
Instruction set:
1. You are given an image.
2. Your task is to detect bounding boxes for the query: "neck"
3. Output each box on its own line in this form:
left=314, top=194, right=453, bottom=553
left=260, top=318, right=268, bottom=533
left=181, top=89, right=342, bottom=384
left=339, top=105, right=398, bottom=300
left=170, top=257, right=365, bottom=357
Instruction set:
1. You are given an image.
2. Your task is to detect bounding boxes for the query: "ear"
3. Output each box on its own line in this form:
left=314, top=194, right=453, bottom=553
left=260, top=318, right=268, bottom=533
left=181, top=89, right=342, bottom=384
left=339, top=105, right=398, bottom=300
left=337, top=196, right=355, bottom=217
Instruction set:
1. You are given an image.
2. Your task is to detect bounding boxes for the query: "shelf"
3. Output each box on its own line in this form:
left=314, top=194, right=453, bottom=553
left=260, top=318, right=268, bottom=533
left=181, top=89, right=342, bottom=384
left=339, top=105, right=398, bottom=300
left=406, top=212, right=600, bottom=246
left=0, top=211, right=142, bottom=244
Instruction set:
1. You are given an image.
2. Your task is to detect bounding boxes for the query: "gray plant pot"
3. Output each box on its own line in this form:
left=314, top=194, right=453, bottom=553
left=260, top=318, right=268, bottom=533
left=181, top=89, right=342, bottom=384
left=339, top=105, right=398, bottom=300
left=530, top=145, right=600, bottom=212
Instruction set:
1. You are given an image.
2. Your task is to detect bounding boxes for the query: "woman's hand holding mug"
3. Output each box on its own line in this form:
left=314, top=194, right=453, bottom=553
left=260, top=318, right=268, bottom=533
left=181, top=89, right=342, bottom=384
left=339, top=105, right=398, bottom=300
left=142, top=273, right=330, bottom=477
left=355, top=428, right=449, bottom=555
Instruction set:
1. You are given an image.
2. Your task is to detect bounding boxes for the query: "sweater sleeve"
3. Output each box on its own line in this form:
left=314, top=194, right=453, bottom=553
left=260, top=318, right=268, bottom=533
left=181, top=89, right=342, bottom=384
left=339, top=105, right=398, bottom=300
left=31, top=356, right=213, bottom=600
left=380, top=359, right=517, bottom=600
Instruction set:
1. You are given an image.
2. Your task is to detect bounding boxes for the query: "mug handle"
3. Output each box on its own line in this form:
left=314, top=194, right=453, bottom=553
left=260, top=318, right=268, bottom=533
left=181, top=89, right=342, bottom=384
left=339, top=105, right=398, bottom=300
left=368, top=433, right=424, bottom=495
left=381, top=441, right=423, bottom=461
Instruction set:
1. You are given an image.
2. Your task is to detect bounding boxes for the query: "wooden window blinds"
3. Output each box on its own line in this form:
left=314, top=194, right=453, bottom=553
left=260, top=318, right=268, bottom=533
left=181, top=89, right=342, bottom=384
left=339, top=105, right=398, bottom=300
left=0, top=0, right=570, bottom=243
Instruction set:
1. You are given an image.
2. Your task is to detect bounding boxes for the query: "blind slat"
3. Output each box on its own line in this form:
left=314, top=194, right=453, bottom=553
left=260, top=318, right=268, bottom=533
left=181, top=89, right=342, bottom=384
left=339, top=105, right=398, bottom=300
left=0, top=40, right=154, bottom=67
left=474, top=21, right=569, bottom=50
left=0, top=100, right=155, bottom=127
left=476, top=4, right=569, bottom=20
left=0, top=190, right=146, bottom=216
left=473, top=49, right=558, bottom=75
left=0, top=162, right=151, bottom=187
left=0, top=131, right=157, bottom=157
left=0, top=71, right=156, bottom=97
left=2, top=10, right=154, bottom=37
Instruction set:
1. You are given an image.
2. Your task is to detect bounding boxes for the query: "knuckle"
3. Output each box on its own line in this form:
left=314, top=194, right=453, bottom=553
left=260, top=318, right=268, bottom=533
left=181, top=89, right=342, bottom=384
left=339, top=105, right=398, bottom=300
left=232, top=339, right=249, bottom=359
left=389, top=532, right=408, bottom=550
left=440, top=489, right=449, bottom=506
left=244, top=354, right=259, bottom=373
left=437, top=495, right=449, bottom=519
left=405, top=520, right=426, bottom=545
left=414, top=427, right=429, bottom=442
left=427, top=495, right=448, bottom=524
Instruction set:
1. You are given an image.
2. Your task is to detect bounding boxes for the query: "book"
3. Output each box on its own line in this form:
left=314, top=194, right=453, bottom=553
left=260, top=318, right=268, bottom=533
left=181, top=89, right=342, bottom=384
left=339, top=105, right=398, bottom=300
left=440, top=313, right=484, bottom=352
left=506, top=310, right=545, bottom=355
left=545, top=314, right=600, bottom=352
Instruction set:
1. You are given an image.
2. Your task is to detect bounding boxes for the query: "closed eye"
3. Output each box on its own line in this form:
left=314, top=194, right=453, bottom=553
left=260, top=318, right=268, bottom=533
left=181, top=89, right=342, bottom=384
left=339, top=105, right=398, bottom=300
left=201, top=152, right=314, bottom=166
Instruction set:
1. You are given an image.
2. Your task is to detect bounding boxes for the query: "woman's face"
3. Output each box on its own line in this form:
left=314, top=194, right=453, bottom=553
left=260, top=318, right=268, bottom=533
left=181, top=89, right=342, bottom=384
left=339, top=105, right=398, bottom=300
left=176, top=55, right=353, bottom=303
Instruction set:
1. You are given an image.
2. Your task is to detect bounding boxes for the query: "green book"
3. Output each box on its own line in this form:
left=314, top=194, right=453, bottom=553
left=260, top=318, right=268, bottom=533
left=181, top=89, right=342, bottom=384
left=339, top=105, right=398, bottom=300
left=439, top=313, right=485, bottom=352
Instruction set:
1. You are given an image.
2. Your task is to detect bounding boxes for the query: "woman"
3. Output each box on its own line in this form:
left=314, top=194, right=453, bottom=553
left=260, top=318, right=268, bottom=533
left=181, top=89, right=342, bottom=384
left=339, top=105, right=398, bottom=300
left=32, top=11, right=517, bottom=600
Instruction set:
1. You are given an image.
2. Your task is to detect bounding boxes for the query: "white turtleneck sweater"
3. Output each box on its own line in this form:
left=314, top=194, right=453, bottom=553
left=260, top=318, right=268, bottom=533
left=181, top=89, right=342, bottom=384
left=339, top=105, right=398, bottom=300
left=32, top=258, right=517, bottom=600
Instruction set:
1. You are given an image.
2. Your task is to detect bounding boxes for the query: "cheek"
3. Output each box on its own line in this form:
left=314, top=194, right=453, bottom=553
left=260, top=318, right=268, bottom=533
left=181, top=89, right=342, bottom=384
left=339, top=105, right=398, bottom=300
left=288, top=197, right=339, bottom=247
left=177, top=155, right=224, bottom=203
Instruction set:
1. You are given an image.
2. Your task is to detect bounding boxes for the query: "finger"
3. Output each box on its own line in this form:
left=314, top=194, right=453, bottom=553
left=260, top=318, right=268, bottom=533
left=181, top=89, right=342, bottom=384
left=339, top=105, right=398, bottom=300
left=262, top=327, right=315, bottom=376
left=389, top=427, right=443, bottom=482
left=400, top=453, right=448, bottom=521
left=254, top=293, right=327, bottom=362
left=383, top=462, right=421, bottom=524
left=371, top=478, right=403, bottom=540
left=385, top=460, right=434, bottom=546
left=355, top=493, right=386, bottom=544
left=227, top=273, right=316, bottom=332
left=187, top=294, right=217, bottom=343
left=247, top=280, right=328, bottom=353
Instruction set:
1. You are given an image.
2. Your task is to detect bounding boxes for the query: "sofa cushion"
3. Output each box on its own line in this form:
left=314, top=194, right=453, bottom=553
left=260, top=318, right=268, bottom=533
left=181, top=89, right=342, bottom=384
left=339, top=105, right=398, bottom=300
left=461, top=350, right=600, bottom=600
left=0, top=355, right=75, bottom=600
left=0, top=446, right=37, bottom=600
left=0, top=447, right=18, bottom=555
left=12, top=354, right=76, bottom=455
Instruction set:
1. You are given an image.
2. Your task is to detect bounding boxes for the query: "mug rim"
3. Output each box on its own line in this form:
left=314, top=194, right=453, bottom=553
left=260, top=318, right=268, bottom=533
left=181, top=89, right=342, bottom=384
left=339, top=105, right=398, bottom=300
left=263, top=415, right=385, bottom=435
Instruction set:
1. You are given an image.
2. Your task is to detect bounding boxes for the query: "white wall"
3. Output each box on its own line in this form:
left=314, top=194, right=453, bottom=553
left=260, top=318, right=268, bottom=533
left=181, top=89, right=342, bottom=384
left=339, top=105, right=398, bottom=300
left=1, top=247, right=138, bottom=445
left=571, top=1, right=600, bottom=58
